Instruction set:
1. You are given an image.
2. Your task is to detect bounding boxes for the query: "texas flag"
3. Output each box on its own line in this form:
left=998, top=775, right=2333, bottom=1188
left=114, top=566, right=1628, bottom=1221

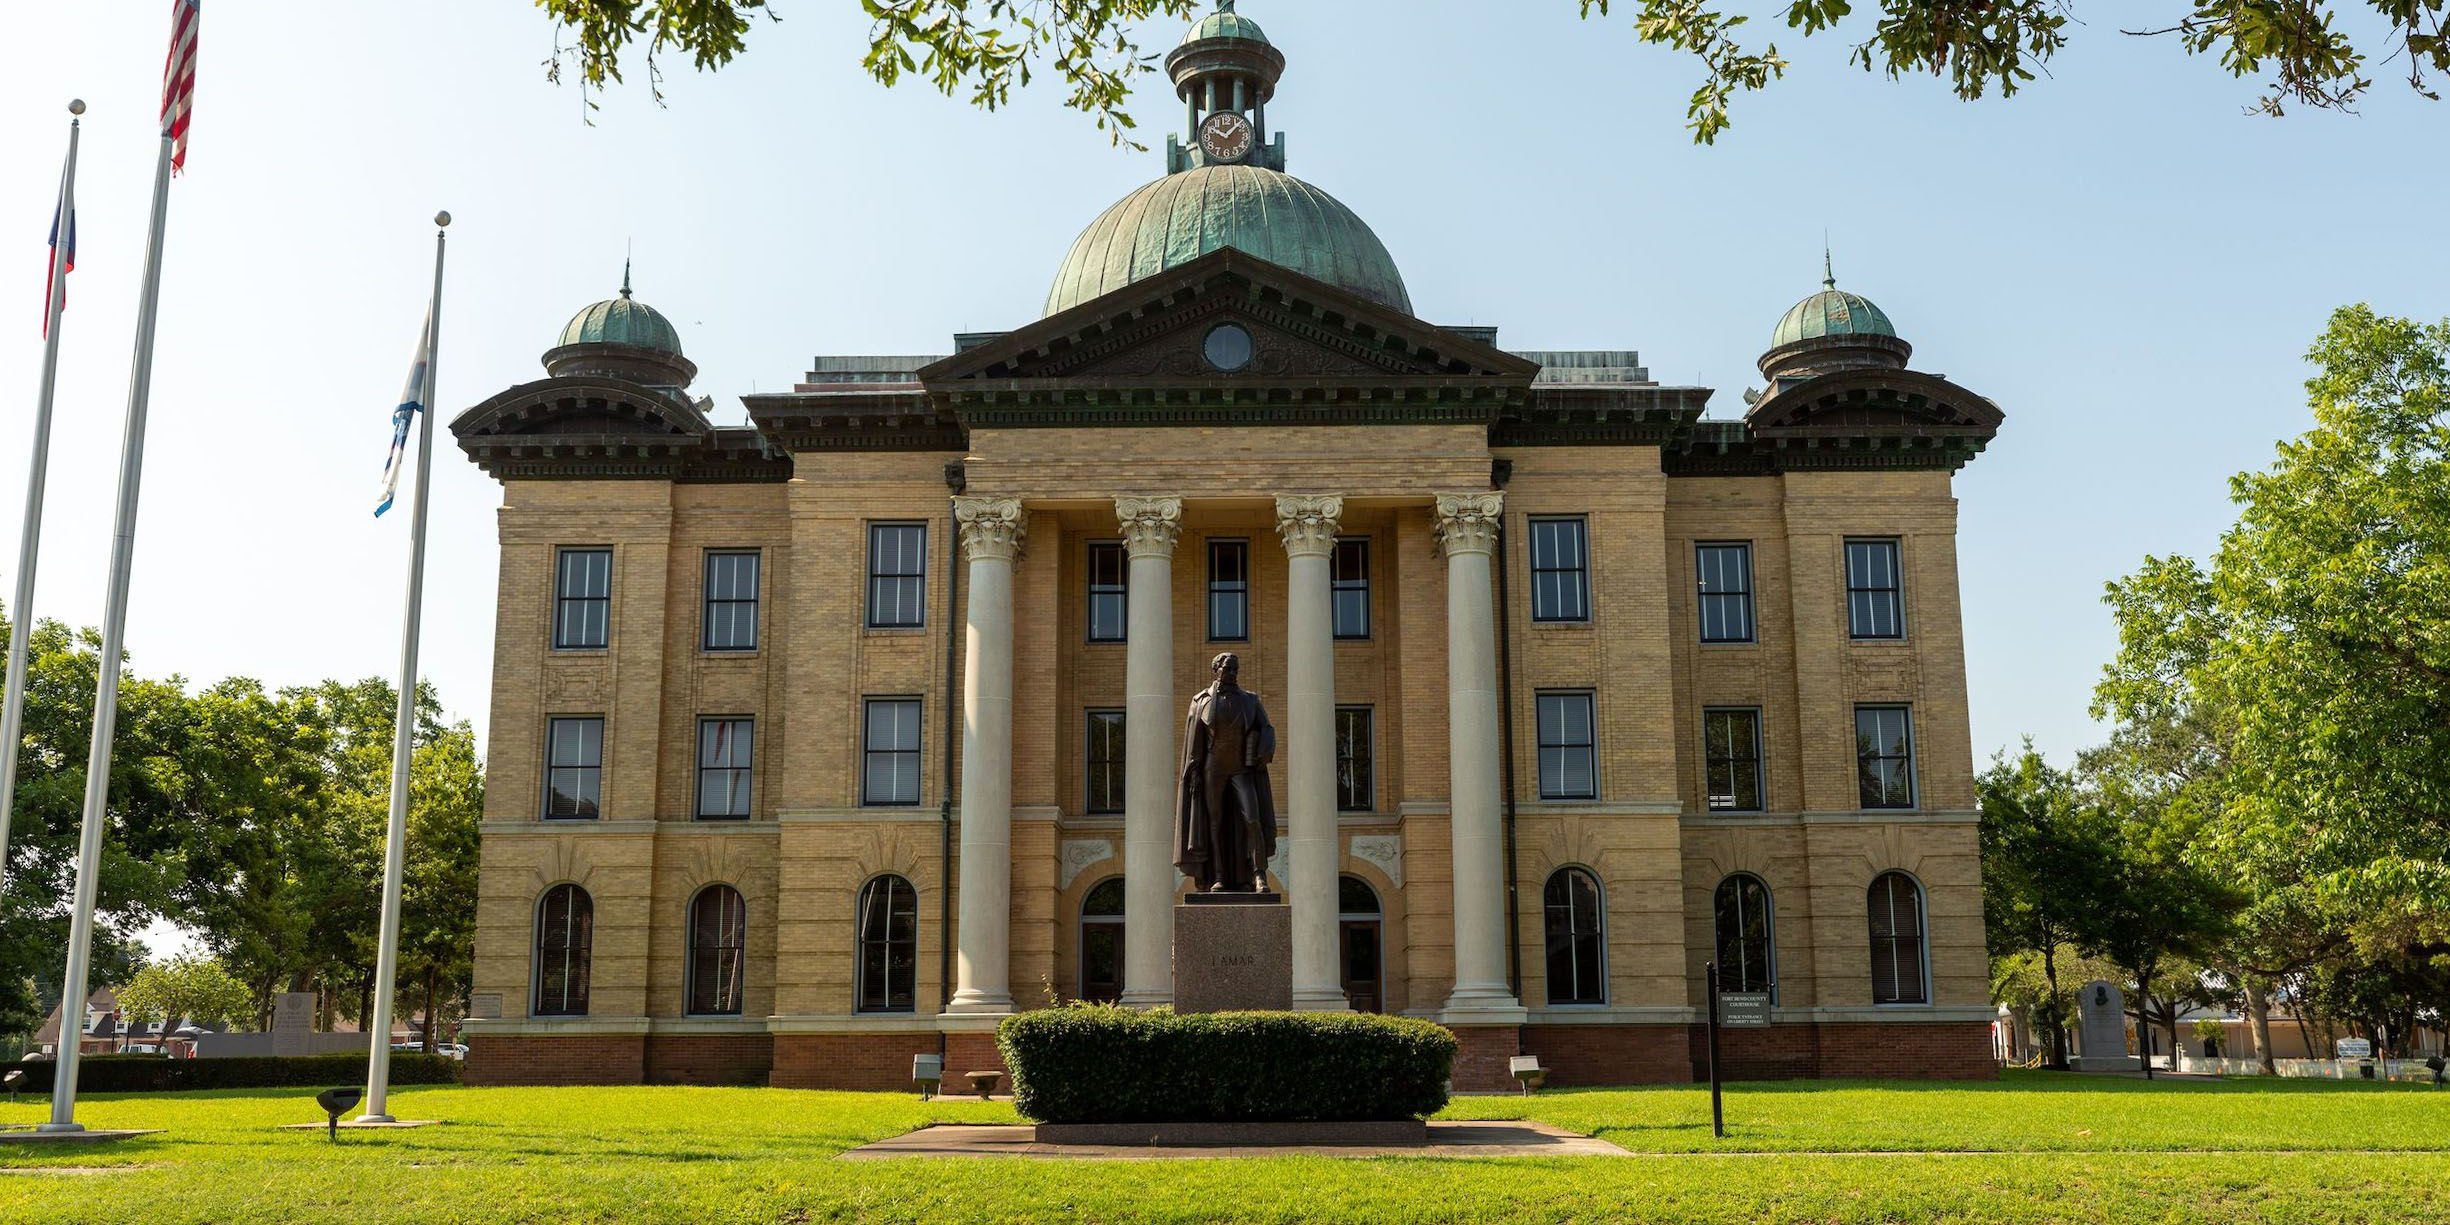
left=43, top=196, right=73, bottom=336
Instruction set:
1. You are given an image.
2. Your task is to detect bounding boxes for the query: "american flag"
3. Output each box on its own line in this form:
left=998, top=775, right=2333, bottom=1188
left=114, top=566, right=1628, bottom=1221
left=44, top=194, right=74, bottom=336
left=161, top=0, right=199, bottom=173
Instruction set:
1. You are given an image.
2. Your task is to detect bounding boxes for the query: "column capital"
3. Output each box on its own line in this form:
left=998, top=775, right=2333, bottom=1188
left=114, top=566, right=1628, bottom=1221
left=1273, top=495, right=1345, bottom=558
left=953, top=496, right=1028, bottom=563
left=1114, top=495, right=1184, bottom=559
left=1434, top=491, right=1504, bottom=558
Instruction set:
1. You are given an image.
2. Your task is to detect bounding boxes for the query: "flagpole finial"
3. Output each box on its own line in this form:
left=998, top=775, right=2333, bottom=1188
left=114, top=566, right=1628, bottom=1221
left=68, top=99, right=85, bottom=116
left=621, top=258, right=633, bottom=299
left=435, top=211, right=452, bottom=228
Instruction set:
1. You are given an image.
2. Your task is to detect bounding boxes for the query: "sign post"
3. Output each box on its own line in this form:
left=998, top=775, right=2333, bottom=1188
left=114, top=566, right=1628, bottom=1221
left=1704, top=961, right=1724, bottom=1139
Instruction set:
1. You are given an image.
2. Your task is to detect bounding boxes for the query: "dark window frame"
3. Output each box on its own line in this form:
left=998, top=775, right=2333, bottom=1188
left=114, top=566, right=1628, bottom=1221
left=702, top=549, right=761, bottom=652
left=1331, top=538, right=1372, bottom=640
left=543, top=716, right=604, bottom=820
left=1084, top=709, right=1126, bottom=815
left=866, top=522, right=928, bottom=631
left=1206, top=538, right=1250, bottom=642
left=1855, top=705, right=1917, bottom=810
left=1542, top=867, right=1607, bottom=1005
left=1535, top=691, right=1599, bottom=801
left=533, top=883, right=593, bottom=1017
left=1696, top=542, right=1757, bottom=644
left=552, top=546, right=612, bottom=651
left=695, top=716, right=754, bottom=821
left=1703, top=706, right=1765, bottom=812
left=862, top=697, right=923, bottom=808
left=1334, top=706, right=1375, bottom=813
left=1528, top=517, right=1592, bottom=624
left=1867, top=871, right=1929, bottom=1005
left=855, top=874, right=919, bottom=1014
left=1713, top=873, right=1776, bottom=999
left=1845, top=537, right=1906, bottom=640
left=1086, top=540, right=1128, bottom=643
left=685, top=884, right=747, bottom=1016
left=1077, top=876, right=1126, bottom=1003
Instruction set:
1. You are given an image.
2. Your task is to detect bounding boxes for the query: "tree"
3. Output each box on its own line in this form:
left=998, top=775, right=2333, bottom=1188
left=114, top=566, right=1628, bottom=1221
left=113, top=954, right=253, bottom=1033
left=534, top=1, right=2450, bottom=144
left=1978, top=743, right=2116, bottom=1069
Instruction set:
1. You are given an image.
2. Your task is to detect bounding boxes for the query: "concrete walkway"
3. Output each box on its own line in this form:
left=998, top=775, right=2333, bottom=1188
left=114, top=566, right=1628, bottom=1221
left=843, top=1120, right=1630, bottom=1160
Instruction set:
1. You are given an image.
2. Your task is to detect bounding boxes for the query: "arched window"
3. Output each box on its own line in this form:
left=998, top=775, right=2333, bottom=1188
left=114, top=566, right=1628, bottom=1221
left=1338, top=874, right=1384, bottom=1013
left=534, top=884, right=593, bottom=1017
left=1542, top=868, right=1606, bottom=1005
left=687, top=885, right=747, bottom=1016
left=856, top=875, right=918, bottom=1014
left=1867, top=871, right=1928, bottom=1005
left=1713, top=874, right=1775, bottom=998
left=1077, top=877, right=1125, bottom=1003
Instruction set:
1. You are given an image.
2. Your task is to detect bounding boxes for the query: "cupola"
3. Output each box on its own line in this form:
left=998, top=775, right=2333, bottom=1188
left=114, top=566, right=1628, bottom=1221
left=1757, top=253, right=1911, bottom=381
left=543, top=261, right=699, bottom=392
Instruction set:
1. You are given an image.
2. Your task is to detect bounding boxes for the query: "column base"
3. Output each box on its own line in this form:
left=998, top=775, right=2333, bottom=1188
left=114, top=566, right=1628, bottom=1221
left=942, top=992, right=1014, bottom=1016
left=1440, top=984, right=1528, bottom=1028
left=1118, top=988, right=1174, bottom=1010
left=33, top=1123, right=87, bottom=1134
left=351, top=1114, right=397, bottom=1125
left=1291, top=988, right=1353, bottom=1012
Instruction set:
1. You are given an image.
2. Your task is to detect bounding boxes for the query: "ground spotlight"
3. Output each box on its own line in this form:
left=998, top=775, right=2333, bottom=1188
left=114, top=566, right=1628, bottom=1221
left=315, top=1087, right=362, bottom=1141
left=3, top=1069, right=21, bottom=1103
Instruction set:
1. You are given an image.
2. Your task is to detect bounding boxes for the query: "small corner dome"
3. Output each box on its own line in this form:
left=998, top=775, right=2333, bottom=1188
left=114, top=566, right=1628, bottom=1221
left=1045, top=164, right=1411, bottom=317
left=559, top=284, right=684, bottom=358
left=1185, top=8, right=1269, bottom=45
left=1771, top=284, right=1896, bottom=349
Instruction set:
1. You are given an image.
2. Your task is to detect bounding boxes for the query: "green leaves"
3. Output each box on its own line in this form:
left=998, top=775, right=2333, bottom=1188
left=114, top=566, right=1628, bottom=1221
left=997, top=1005, right=1456, bottom=1123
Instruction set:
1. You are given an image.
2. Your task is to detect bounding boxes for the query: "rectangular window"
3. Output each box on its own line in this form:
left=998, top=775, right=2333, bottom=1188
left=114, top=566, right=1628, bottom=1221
left=1085, top=710, right=1126, bottom=815
left=1855, top=706, right=1916, bottom=809
left=1529, top=518, right=1591, bottom=623
left=866, top=523, right=927, bottom=630
left=1087, top=541, right=1127, bottom=642
left=1536, top=692, right=1598, bottom=800
left=1207, top=539, right=1249, bottom=641
left=1703, top=708, right=1764, bottom=812
left=1331, top=538, right=1370, bottom=639
left=1845, top=538, right=1904, bottom=639
left=862, top=698, right=923, bottom=807
left=543, top=717, right=604, bottom=819
left=1696, top=543, right=1755, bottom=644
left=1335, top=706, right=1374, bottom=812
left=552, top=547, right=611, bottom=650
left=702, top=551, right=760, bottom=651
left=696, top=717, right=754, bottom=820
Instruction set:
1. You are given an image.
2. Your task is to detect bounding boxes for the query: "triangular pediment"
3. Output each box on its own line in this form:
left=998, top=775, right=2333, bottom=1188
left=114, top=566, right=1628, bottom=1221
left=920, top=248, right=1537, bottom=388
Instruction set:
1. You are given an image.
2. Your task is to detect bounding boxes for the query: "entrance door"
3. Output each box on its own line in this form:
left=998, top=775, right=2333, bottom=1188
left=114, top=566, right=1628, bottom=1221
left=1078, top=877, right=1125, bottom=1003
left=1340, top=920, right=1382, bottom=1013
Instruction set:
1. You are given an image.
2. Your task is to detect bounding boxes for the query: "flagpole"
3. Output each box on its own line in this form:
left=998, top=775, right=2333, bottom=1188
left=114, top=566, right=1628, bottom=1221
left=361, top=212, right=449, bottom=1124
left=43, top=126, right=177, bottom=1135
left=0, top=99, right=84, bottom=897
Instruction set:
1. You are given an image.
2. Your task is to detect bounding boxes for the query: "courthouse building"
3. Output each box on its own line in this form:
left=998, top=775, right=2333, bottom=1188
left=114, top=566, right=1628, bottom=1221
left=451, top=3, right=2005, bottom=1090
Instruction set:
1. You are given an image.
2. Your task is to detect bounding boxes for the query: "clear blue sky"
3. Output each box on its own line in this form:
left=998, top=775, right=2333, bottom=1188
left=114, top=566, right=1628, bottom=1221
left=0, top=0, right=2443, bottom=785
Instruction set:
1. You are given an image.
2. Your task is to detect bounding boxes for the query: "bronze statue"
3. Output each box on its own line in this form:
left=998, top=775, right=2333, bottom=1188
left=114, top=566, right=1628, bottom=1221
left=1174, top=652, right=1278, bottom=893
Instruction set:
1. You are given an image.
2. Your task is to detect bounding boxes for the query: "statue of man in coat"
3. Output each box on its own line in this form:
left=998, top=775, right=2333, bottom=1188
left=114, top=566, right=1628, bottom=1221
left=1174, top=651, right=1278, bottom=893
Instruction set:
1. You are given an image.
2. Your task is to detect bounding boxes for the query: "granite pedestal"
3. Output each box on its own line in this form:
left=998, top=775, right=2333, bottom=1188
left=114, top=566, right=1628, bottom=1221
left=1172, top=894, right=1290, bottom=1013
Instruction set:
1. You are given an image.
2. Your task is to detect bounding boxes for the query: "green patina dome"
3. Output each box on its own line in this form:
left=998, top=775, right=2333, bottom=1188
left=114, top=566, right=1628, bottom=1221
left=1186, top=8, right=1269, bottom=45
left=1772, top=261, right=1895, bottom=349
left=558, top=267, right=683, bottom=356
left=1045, top=164, right=1411, bottom=317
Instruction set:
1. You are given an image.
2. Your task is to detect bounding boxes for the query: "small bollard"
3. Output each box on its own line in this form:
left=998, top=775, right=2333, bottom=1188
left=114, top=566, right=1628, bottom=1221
left=315, top=1087, right=362, bottom=1142
left=912, top=1054, right=944, bottom=1101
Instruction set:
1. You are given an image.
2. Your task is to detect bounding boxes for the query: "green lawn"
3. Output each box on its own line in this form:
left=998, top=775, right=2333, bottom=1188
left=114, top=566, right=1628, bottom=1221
left=0, top=1071, right=2444, bottom=1224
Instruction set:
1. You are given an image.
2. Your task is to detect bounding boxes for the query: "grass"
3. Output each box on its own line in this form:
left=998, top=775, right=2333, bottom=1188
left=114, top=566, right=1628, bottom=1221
left=0, top=1070, right=2440, bottom=1223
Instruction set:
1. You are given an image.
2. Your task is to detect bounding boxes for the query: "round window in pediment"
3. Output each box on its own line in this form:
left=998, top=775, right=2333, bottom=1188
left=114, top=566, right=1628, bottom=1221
left=1203, top=323, right=1255, bottom=373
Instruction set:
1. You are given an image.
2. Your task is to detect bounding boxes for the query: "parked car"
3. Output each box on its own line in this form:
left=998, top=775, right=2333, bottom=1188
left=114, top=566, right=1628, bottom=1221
left=437, top=1043, right=468, bottom=1060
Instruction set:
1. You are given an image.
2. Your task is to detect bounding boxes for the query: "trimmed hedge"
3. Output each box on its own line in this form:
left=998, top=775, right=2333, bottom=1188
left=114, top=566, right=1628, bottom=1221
left=1, top=1052, right=461, bottom=1094
left=997, top=1005, right=1455, bottom=1123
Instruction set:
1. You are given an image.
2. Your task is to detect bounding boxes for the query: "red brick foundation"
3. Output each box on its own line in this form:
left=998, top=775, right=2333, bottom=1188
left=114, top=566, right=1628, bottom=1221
left=944, top=1031, right=1009, bottom=1088
left=465, top=1034, right=647, bottom=1086
left=645, top=1034, right=774, bottom=1086
left=1521, top=1024, right=1694, bottom=1086
left=1809, top=1021, right=1996, bottom=1080
left=1447, top=1025, right=1523, bottom=1093
left=770, top=1032, right=944, bottom=1091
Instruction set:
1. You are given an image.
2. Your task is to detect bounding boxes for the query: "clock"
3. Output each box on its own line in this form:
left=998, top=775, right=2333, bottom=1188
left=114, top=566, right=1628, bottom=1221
left=1197, top=111, right=1255, bottom=164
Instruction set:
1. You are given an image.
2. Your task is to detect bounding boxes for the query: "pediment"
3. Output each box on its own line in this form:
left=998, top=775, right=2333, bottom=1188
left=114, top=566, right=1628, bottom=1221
left=1745, top=368, right=2003, bottom=440
left=451, top=377, right=713, bottom=442
left=921, top=247, right=1536, bottom=389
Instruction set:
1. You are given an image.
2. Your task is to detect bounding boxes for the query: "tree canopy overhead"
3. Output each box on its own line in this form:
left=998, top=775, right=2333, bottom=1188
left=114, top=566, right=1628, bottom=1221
left=534, top=1, right=2449, bottom=143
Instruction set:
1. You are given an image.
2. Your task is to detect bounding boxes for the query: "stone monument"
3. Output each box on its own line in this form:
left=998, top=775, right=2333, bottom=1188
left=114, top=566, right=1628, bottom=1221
left=1170, top=651, right=1293, bottom=1011
left=2072, top=979, right=2139, bottom=1072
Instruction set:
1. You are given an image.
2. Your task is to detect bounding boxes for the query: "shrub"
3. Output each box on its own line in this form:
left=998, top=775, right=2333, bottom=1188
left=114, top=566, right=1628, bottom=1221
left=996, top=1005, right=1455, bottom=1123
left=1, top=1053, right=461, bottom=1094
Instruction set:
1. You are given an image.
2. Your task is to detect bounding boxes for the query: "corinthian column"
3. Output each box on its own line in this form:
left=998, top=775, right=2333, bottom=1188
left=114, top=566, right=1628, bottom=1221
left=1115, top=495, right=1182, bottom=1009
left=1276, top=494, right=1349, bottom=1011
left=947, top=496, right=1025, bottom=1015
left=1436, top=492, right=1526, bottom=1023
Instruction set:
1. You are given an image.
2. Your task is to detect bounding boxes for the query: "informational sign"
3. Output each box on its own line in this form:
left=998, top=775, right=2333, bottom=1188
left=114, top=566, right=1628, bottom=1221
left=2336, top=1038, right=2373, bottom=1060
left=1719, top=992, right=1773, bottom=1028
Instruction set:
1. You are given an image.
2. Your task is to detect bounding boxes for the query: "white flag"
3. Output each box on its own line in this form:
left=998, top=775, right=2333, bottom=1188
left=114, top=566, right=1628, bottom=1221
left=376, top=305, right=431, bottom=518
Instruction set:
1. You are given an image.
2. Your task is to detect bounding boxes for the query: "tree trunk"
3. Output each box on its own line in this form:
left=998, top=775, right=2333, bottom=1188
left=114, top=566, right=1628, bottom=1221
left=357, top=974, right=374, bottom=1044
left=2165, top=1007, right=2183, bottom=1071
left=2040, top=944, right=2069, bottom=1070
left=423, top=965, right=439, bottom=1054
left=2245, top=979, right=2277, bottom=1075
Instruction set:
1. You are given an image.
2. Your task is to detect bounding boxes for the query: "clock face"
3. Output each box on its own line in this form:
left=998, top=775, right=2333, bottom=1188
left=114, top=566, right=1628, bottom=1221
left=1198, top=111, right=1254, bottom=163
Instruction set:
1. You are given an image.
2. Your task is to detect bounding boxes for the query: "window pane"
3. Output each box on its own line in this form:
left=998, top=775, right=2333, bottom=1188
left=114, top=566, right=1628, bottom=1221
left=1704, top=708, right=1762, bottom=812
left=1335, top=707, right=1373, bottom=811
left=1855, top=707, right=1914, bottom=809
left=1207, top=540, right=1248, bottom=641
left=1531, top=520, right=1590, bottom=622
left=1846, top=539, right=1903, bottom=639
left=1542, top=869, right=1604, bottom=1004
left=1331, top=540, right=1370, bottom=638
left=555, top=548, right=612, bottom=649
left=704, top=552, right=760, bottom=650
left=545, top=718, right=603, bottom=819
left=867, top=525, right=927, bottom=629
left=857, top=876, right=919, bottom=1013
left=1697, top=544, right=1754, bottom=643
left=1086, top=711, right=1125, bottom=813
left=864, top=700, right=921, bottom=805
left=1088, top=543, right=1127, bottom=642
